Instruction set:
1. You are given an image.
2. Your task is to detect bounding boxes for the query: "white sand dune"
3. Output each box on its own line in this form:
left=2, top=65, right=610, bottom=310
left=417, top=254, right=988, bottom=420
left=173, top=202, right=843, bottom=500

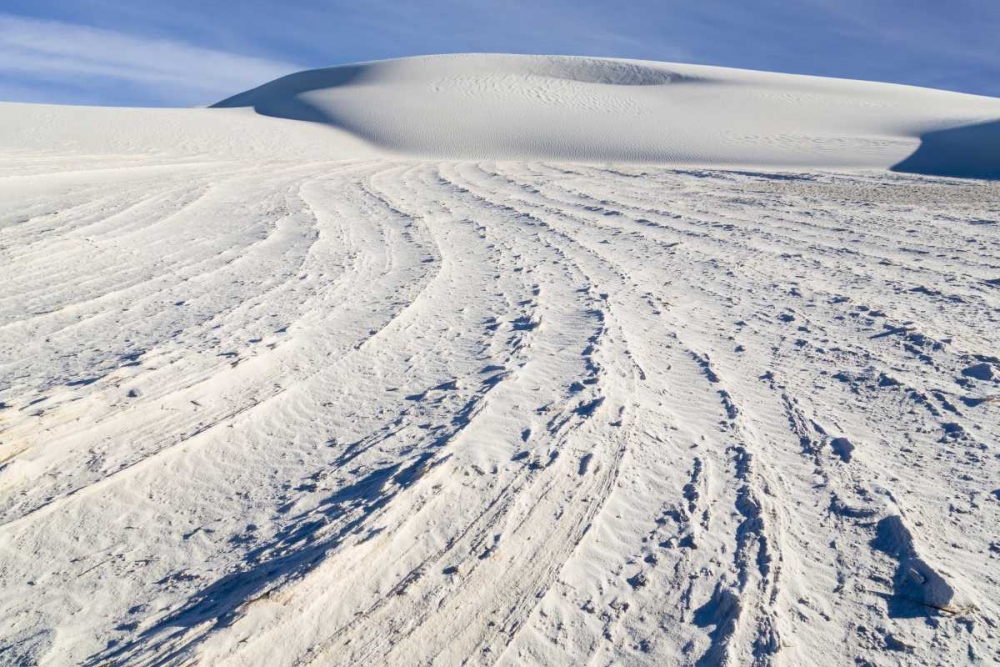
left=1, top=55, right=999, bottom=667
left=213, top=54, right=1000, bottom=175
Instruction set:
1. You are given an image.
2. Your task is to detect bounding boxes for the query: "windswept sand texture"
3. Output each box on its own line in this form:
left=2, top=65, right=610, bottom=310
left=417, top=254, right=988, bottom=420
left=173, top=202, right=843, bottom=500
left=1, top=55, right=999, bottom=666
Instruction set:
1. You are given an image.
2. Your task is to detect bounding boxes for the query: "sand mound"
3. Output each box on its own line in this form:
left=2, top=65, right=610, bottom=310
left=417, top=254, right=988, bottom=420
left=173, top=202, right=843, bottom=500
left=213, top=54, right=1000, bottom=176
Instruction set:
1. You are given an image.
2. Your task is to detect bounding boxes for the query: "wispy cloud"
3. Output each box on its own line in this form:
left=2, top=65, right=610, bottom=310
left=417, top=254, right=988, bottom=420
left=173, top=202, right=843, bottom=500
left=0, top=13, right=301, bottom=106
left=2, top=2, right=997, bottom=105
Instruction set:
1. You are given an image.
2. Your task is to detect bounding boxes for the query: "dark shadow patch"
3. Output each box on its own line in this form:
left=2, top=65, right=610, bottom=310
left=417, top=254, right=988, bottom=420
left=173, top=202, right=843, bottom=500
left=66, top=377, right=101, bottom=387
left=212, top=65, right=369, bottom=130
left=892, top=119, right=1000, bottom=180
left=693, top=583, right=741, bottom=666
left=870, top=515, right=957, bottom=618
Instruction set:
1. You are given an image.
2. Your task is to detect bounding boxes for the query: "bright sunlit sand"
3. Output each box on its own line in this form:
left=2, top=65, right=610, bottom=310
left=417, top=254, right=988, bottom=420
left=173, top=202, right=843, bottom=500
left=2, top=54, right=999, bottom=666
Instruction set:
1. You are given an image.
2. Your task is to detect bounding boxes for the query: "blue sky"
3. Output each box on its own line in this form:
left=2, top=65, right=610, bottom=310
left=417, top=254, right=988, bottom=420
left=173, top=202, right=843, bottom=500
left=1, top=1, right=998, bottom=106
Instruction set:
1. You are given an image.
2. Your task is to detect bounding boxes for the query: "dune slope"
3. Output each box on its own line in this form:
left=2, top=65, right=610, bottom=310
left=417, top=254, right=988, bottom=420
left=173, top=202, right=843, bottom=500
left=214, top=54, right=1000, bottom=175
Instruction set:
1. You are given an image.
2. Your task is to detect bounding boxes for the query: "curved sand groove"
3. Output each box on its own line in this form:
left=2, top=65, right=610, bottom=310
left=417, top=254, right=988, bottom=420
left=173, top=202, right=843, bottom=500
left=1, top=55, right=1000, bottom=666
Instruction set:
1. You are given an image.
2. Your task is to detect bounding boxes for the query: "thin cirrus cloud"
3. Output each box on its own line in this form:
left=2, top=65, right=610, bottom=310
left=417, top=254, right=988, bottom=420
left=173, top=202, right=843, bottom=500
left=0, top=13, right=301, bottom=106
left=1, top=2, right=998, bottom=107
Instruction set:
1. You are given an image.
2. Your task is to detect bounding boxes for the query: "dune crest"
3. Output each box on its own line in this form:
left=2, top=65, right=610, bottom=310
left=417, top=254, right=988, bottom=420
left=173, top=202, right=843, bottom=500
left=213, top=54, right=1000, bottom=176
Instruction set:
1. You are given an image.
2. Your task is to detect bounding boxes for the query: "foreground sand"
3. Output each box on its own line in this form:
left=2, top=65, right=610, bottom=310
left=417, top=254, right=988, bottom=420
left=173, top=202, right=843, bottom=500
left=1, top=55, right=999, bottom=666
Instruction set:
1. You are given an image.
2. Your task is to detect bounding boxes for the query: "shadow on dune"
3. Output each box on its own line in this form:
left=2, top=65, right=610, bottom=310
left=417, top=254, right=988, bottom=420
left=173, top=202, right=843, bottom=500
left=892, top=119, right=1000, bottom=180
left=212, top=66, right=366, bottom=127
left=215, top=62, right=1000, bottom=177
left=209, top=58, right=703, bottom=139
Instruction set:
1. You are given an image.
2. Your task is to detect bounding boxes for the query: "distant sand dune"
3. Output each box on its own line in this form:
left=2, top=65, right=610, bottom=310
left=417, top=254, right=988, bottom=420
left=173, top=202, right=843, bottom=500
left=213, top=54, right=1000, bottom=177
